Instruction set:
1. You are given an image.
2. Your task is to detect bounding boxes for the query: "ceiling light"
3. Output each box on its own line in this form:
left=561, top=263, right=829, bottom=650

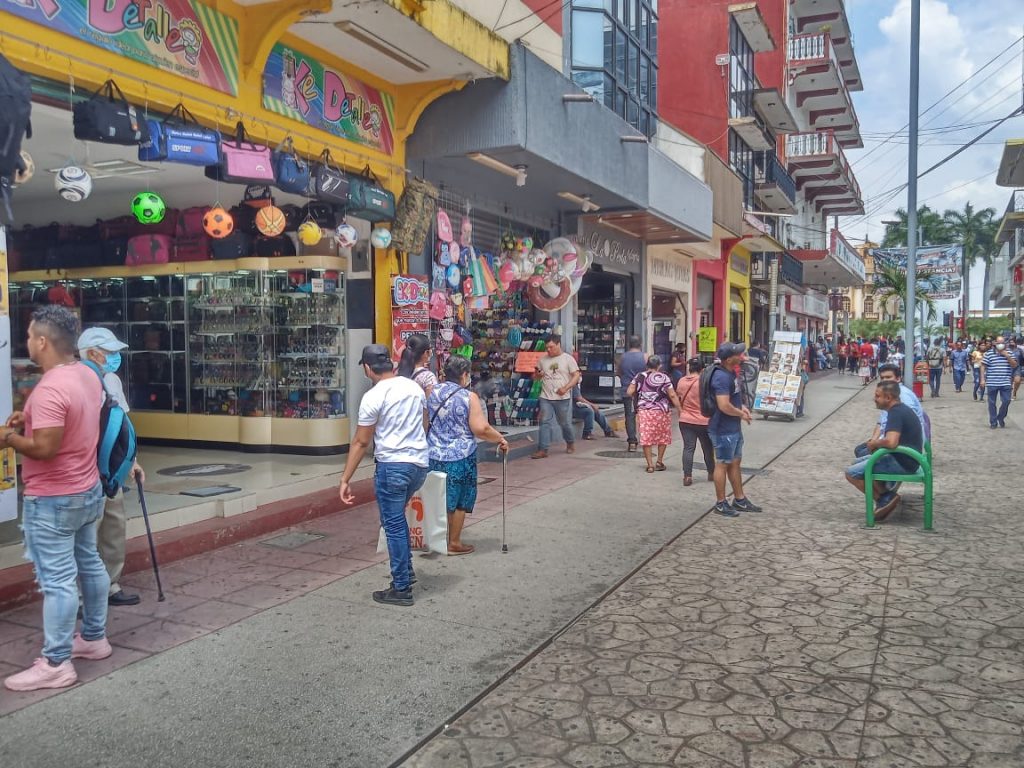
left=467, top=153, right=527, bottom=186
left=334, top=21, right=429, bottom=73
left=558, top=191, right=600, bottom=213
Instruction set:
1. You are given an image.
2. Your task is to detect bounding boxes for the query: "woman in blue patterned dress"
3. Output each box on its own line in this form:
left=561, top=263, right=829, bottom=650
left=427, top=355, right=509, bottom=555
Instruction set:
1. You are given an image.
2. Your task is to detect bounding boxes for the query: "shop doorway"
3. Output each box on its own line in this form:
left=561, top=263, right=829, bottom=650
left=578, top=270, right=633, bottom=402
left=652, top=291, right=687, bottom=370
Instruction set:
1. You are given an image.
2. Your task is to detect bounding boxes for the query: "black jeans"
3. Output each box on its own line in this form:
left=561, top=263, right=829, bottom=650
left=624, top=397, right=638, bottom=445
left=679, top=422, right=715, bottom=477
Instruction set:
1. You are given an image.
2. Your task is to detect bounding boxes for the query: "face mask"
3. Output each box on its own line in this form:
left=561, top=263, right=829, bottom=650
left=996, top=343, right=1006, bottom=351
left=102, top=352, right=122, bottom=374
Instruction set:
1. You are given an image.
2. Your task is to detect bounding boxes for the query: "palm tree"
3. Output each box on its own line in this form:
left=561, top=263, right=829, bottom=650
left=975, top=217, right=1001, bottom=320
left=882, top=205, right=951, bottom=248
left=872, top=261, right=939, bottom=344
left=942, top=203, right=997, bottom=322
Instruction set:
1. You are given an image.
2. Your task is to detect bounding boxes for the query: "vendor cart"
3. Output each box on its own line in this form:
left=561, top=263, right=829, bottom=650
left=752, top=331, right=806, bottom=422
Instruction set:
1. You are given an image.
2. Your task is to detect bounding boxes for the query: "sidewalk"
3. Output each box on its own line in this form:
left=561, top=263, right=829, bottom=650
left=0, top=375, right=865, bottom=766
left=400, top=386, right=1024, bottom=767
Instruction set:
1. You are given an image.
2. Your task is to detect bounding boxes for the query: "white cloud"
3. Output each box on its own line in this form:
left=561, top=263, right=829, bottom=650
left=842, top=0, right=1023, bottom=245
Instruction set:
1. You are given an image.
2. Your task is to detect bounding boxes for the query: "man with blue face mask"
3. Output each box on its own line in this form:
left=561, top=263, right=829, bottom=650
left=77, top=328, right=145, bottom=607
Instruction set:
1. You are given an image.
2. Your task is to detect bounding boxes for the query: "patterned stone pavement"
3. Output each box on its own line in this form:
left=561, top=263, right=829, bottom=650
left=401, top=388, right=1024, bottom=767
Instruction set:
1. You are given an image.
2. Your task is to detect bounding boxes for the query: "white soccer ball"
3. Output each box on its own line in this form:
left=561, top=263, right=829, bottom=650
left=54, top=165, right=93, bottom=202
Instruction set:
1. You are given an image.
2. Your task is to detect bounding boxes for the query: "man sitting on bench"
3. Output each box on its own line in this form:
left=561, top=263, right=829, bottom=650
left=844, top=380, right=924, bottom=522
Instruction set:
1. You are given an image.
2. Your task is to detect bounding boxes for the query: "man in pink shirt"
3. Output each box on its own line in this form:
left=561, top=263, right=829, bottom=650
left=3, top=306, right=109, bottom=692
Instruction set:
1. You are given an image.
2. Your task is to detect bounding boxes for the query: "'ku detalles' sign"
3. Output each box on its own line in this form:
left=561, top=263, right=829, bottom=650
left=4, top=0, right=239, bottom=95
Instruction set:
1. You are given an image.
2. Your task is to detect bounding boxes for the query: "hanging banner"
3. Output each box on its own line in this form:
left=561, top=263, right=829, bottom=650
left=870, top=244, right=963, bottom=300
left=697, top=326, right=718, bottom=353
left=391, top=274, right=429, bottom=361
left=263, top=43, right=396, bottom=155
left=3, top=0, right=239, bottom=95
left=0, top=228, right=16, bottom=523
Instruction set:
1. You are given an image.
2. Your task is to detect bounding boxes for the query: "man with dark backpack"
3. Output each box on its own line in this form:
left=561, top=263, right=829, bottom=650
left=0, top=54, right=33, bottom=221
left=701, top=342, right=761, bottom=518
left=78, top=328, right=145, bottom=607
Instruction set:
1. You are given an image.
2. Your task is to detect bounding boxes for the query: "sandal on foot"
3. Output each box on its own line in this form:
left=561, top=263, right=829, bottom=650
left=655, top=462, right=667, bottom=471
left=683, top=476, right=693, bottom=486
left=447, top=543, right=475, bottom=556
left=645, top=466, right=655, bottom=473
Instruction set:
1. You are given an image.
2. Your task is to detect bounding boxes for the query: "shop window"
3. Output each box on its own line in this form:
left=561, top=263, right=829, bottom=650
left=729, top=17, right=756, bottom=120
left=572, top=10, right=608, bottom=69
left=729, top=129, right=755, bottom=209
left=863, top=297, right=874, bottom=314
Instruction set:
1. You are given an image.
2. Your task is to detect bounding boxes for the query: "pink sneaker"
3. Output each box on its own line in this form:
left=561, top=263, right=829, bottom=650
left=72, top=633, right=112, bottom=661
left=4, top=657, right=78, bottom=691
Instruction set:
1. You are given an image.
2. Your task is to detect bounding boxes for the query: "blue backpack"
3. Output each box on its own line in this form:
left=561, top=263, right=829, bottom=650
left=83, top=361, right=138, bottom=499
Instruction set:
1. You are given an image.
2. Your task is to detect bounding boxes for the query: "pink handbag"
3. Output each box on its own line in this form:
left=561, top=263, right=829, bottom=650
left=205, top=122, right=274, bottom=185
left=126, top=234, right=173, bottom=265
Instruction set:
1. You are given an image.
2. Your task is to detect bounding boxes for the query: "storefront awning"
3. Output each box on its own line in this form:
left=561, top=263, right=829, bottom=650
left=724, top=233, right=786, bottom=254
left=408, top=44, right=712, bottom=241
left=997, top=139, right=1024, bottom=187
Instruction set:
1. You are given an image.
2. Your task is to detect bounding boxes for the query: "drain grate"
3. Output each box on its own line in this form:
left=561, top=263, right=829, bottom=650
left=595, top=450, right=646, bottom=459
left=260, top=532, right=326, bottom=549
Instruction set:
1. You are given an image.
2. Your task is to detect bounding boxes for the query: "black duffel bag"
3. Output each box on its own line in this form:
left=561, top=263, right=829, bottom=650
left=311, top=150, right=349, bottom=204
left=73, top=80, right=150, bottom=146
left=211, top=231, right=252, bottom=260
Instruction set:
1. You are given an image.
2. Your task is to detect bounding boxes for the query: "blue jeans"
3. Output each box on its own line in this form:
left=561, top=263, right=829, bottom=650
left=928, top=367, right=942, bottom=396
left=988, top=386, right=1012, bottom=426
left=575, top=403, right=612, bottom=437
left=973, top=368, right=983, bottom=398
left=374, top=463, right=428, bottom=592
left=622, top=396, right=638, bottom=445
left=952, top=368, right=966, bottom=391
left=539, top=398, right=574, bottom=451
left=22, top=482, right=108, bottom=664
left=846, top=453, right=916, bottom=479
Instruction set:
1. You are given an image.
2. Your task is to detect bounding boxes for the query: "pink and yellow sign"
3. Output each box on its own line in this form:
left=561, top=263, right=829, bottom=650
left=263, top=43, right=396, bottom=155
left=3, top=0, right=238, bottom=95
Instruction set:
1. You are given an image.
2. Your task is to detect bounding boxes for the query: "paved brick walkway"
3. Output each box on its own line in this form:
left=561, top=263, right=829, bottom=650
left=401, top=389, right=1024, bottom=767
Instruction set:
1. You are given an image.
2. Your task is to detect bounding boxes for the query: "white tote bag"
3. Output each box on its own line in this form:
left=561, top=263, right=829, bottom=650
left=376, top=470, right=448, bottom=556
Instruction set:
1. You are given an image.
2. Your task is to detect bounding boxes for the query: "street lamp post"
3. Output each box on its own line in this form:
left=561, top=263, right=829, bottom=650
left=904, top=0, right=921, bottom=378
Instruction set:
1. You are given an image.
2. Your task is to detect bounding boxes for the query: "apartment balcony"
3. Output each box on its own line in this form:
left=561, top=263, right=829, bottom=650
left=785, top=130, right=864, bottom=216
left=791, top=229, right=866, bottom=288
left=995, top=188, right=1024, bottom=246
left=787, top=32, right=862, bottom=148
left=754, top=151, right=797, bottom=214
left=789, top=0, right=863, bottom=91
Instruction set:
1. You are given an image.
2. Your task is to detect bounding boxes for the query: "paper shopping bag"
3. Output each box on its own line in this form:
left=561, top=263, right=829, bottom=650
left=375, top=471, right=448, bottom=556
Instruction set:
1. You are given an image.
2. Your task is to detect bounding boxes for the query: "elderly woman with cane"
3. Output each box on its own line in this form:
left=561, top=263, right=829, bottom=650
left=427, top=355, right=509, bottom=555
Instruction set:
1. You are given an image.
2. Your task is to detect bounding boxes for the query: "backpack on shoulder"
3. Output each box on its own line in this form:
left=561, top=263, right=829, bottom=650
left=698, top=362, right=724, bottom=418
left=83, top=362, right=138, bottom=499
left=0, top=54, right=33, bottom=222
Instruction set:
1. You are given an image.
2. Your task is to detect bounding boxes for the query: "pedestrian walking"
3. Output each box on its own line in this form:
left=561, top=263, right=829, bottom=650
left=837, top=340, right=849, bottom=375
left=339, top=345, right=430, bottom=607
left=3, top=307, right=109, bottom=692
left=981, top=336, right=1019, bottom=428
left=530, top=334, right=581, bottom=459
left=972, top=340, right=987, bottom=400
left=77, top=328, right=145, bottom=608
left=926, top=338, right=946, bottom=397
left=707, top=343, right=762, bottom=517
left=949, top=341, right=969, bottom=393
left=572, top=386, right=617, bottom=440
left=796, top=360, right=811, bottom=418
left=1010, top=339, right=1023, bottom=400
left=626, top=355, right=681, bottom=473
left=858, top=337, right=874, bottom=385
left=425, top=355, right=509, bottom=556
left=669, top=342, right=688, bottom=387
left=676, top=357, right=714, bottom=486
left=618, top=336, right=646, bottom=452
left=397, top=332, right=438, bottom=397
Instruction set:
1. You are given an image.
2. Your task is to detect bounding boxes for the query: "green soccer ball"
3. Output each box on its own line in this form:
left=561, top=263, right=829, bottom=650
left=131, top=192, right=166, bottom=225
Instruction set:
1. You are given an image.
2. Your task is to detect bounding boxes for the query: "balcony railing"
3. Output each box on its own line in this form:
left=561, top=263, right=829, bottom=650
left=785, top=130, right=861, bottom=203
left=1005, top=189, right=1024, bottom=217
left=788, top=32, right=842, bottom=75
left=755, top=151, right=797, bottom=204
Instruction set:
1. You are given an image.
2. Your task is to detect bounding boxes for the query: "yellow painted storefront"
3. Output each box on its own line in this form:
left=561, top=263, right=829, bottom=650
left=0, top=0, right=508, bottom=451
left=726, top=248, right=751, bottom=347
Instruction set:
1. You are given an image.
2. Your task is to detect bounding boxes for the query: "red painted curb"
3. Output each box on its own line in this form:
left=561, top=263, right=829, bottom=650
left=0, top=476, right=377, bottom=614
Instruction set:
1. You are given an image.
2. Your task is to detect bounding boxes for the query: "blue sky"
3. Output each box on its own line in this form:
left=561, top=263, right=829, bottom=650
left=842, top=0, right=1023, bottom=252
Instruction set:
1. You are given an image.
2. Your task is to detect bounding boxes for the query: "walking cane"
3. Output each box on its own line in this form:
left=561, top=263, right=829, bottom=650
left=136, top=479, right=165, bottom=601
left=501, top=449, right=508, bottom=554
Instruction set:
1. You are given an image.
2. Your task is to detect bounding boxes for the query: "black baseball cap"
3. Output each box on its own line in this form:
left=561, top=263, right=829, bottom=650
left=717, top=342, right=746, bottom=360
left=359, top=344, right=392, bottom=366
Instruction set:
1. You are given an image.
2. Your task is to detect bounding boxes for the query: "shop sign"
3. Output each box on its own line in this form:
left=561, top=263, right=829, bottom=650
left=0, top=229, right=15, bottom=523
left=697, top=326, right=717, bottom=353
left=573, top=226, right=641, bottom=274
left=729, top=252, right=749, bottom=276
left=779, top=252, right=804, bottom=287
left=649, top=256, right=692, bottom=291
left=753, top=289, right=769, bottom=305
left=751, top=253, right=768, bottom=281
left=829, top=231, right=866, bottom=282
left=804, top=293, right=828, bottom=319
left=4, top=0, right=239, bottom=95
left=391, top=274, right=429, bottom=360
left=263, top=43, right=396, bottom=155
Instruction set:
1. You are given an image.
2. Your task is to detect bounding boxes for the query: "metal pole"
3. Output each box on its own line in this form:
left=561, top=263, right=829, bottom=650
left=768, top=254, right=779, bottom=343
left=904, top=0, right=921, bottom=379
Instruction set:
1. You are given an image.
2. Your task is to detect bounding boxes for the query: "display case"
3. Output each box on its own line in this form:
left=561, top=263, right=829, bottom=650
left=576, top=280, right=628, bottom=403
left=9, top=257, right=349, bottom=452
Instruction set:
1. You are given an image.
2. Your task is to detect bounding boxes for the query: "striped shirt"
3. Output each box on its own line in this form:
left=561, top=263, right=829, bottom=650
left=982, top=350, right=1015, bottom=388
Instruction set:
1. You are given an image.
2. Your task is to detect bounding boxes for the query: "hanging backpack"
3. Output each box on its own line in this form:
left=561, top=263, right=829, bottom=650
left=391, top=177, right=437, bottom=255
left=83, top=361, right=138, bottom=499
left=698, top=362, right=725, bottom=418
left=0, top=54, right=33, bottom=222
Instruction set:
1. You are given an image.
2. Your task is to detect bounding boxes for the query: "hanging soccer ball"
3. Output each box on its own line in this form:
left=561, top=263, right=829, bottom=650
left=55, top=165, right=93, bottom=202
left=255, top=205, right=287, bottom=237
left=203, top=207, right=234, bottom=239
left=334, top=223, right=358, bottom=248
left=131, top=191, right=166, bottom=224
left=370, top=227, right=392, bottom=249
left=297, top=220, right=322, bottom=246
left=14, top=151, right=34, bottom=187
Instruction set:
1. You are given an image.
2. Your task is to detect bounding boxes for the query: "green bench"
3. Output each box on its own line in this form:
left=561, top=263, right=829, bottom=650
left=863, top=442, right=933, bottom=530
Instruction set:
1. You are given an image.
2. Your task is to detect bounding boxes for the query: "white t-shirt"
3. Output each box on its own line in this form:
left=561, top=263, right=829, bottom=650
left=358, top=376, right=429, bottom=466
left=103, top=372, right=129, bottom=412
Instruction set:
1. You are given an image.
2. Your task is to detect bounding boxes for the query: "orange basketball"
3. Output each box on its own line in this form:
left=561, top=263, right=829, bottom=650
left=255, top=205, right=287, bottom=237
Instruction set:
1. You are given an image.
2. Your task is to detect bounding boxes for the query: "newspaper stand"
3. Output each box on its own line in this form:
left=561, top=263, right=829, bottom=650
left=752, top=331, right=806, bottom=422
